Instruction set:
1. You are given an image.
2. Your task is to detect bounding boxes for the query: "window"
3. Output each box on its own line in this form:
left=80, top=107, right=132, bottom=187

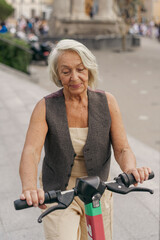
left=42, top=12, right=46, bottom=20
left=31, top=9, right=35, bottom=18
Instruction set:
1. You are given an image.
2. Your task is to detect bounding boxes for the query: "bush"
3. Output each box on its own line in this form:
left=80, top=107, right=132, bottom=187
left=0, top=0, right=14, bottom=21
left=0, top=33, right=32, bottom=73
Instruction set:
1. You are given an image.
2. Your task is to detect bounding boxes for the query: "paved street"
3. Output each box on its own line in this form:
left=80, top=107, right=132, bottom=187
left=0, top=37, right=159, bottom=240
left=32, top=37, right=160, bottom=152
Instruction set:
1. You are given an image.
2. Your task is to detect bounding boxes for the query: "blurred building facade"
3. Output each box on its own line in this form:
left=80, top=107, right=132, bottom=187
left=48, top=0, right=121, bottom=37
left=140, top=0, right=160, bottom=23
left=6, top=0, right=54, bottom=19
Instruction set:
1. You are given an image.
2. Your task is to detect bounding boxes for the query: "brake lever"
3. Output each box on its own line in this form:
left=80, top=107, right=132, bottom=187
left=106, top=180, right=154, bottom=195
left=38, top=202, right=66, bottom=223
left=125, top=186, right=154, bottom=194
left=38, top=190, right=75, bottom=223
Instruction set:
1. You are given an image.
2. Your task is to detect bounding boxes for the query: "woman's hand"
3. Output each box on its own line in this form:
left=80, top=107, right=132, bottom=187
left=126, top=167, right=152, bottom=186
left=20, top=188, right=47, bottom=209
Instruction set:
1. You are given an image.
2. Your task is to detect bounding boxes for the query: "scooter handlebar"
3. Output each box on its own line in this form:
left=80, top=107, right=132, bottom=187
left=14, top=172, right=154, bottom=211
left=119, top=171, right=154, bottom=187
left=14, top=191, right=57, bottom=210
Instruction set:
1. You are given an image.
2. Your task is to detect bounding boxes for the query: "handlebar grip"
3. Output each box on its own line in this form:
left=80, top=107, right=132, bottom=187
left=14, top=192, right=54, bottom=210
left=120, top=171, right=154, bottom=187
left=14, top=199, right=33, bottom=210
left=148, top=171, right=155, bottom=180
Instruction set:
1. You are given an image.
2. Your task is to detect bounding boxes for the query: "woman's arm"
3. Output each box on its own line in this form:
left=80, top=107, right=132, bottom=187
left=19, top=98, right=48, bottom=208
left=106, top=92, right=151, bottom=183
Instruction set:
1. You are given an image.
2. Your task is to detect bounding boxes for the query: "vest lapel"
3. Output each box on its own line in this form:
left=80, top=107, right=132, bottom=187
left=60, top=90, right=75, bottom=155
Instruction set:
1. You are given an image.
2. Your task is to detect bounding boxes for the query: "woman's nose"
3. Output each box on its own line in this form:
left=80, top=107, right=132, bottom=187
left=70, top=70, right=78, bottom=80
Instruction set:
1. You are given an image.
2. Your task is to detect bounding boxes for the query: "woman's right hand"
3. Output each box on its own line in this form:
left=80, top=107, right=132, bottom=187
left=20, top=188, right=47, bottom=209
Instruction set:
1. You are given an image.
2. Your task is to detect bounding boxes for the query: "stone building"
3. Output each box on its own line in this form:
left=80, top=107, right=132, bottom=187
left=138, top=0, right=160, bottom=23
left=48, top=0, right=121, bottom=37
left=6, top=0, right=53, bottom=20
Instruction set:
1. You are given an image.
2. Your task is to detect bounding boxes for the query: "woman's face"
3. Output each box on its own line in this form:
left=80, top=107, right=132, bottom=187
left=57, top=50, right=89, bottom=96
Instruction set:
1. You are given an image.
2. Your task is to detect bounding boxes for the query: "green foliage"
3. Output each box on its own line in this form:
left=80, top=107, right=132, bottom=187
left=0, top=0, right=14, bottom=21
left=116, top=0, right=143, bottom=24
left=0, top=34, right=32, bottom=73
left=0, top=33, right=30, bottom=48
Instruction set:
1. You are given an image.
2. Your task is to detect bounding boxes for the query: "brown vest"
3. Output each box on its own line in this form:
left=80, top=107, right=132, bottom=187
left=42, top=88, right=111, bottom=191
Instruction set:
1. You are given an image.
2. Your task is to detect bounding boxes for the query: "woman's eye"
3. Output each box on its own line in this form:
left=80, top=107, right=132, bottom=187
left=78, top=68, right=84, bottom=72
left=63, top=71, right=69, bottom=75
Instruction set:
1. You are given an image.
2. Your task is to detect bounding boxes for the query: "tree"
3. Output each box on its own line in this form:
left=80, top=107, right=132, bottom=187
left=0, top=0, right=14, bottom=22
left=116, top=0, right=144, bottom=24
left=115, top=0, right=144, bottom=50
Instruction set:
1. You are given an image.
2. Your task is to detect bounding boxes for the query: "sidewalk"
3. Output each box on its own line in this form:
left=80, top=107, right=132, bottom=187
left=0, top=63, right=159, bottom=240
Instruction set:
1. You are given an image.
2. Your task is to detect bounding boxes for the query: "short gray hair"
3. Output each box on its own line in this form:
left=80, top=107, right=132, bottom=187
left=48, top=39, right=99, bottom=88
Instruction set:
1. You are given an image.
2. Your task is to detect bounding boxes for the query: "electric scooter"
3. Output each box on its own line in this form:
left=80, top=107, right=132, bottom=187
left=14, top=171, right=154, bottom=240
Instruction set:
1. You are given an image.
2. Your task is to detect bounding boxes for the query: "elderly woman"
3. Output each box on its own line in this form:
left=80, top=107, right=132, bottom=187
left=19, top=39, right=151, bottom=240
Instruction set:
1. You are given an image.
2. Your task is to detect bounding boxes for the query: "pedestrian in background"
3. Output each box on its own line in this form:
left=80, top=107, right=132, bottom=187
left=19, top=39, right=151, bottom=240
left=0, top=22, right=8, bottom=33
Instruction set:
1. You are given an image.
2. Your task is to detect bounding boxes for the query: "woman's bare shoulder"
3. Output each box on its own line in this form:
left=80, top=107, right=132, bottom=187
left=30, top=98, right=46, bottom=121
left=35, top=98, right=46, bottom=109
left=105, top=92, right=119, bottom=111
left=105, top=91, right=115, bottom=100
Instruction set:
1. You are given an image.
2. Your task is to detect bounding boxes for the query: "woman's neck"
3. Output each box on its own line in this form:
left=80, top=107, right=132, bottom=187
left=63, top=88, right=88, bottom=104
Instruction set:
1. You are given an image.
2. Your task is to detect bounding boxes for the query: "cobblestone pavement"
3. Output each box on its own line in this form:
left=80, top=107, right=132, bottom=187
left=0, top=37, right=159, bottom=240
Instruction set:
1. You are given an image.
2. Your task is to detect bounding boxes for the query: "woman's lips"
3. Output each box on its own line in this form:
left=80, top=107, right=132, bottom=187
left=70, top=83, right=82, bottom=89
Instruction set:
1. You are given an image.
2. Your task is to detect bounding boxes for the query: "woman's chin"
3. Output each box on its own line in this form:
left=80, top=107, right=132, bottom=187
left=68, top=85, right=86, bottom=95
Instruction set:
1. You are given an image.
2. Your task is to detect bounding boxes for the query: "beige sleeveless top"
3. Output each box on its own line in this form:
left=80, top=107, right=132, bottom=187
left=39, top=128, right=88, bottom=190
left=67, top=128, right=88, bottom=189
left=41, top=127, right=113, bottom=240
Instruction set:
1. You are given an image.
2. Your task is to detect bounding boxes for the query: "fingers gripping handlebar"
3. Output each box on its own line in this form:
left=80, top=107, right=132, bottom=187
left=119, top=171, right=154, bottom=187
left=14, top=190, right=57, bottom=210
left=14, top=189, right=75, bottom=223
left=106, top=171, right=154, bottom=195
left=14, top=171, right=154, bottom=222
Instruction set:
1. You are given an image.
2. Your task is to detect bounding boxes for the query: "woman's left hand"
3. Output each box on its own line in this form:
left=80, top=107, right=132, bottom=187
left=126, top=167, right=152, bottom=186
